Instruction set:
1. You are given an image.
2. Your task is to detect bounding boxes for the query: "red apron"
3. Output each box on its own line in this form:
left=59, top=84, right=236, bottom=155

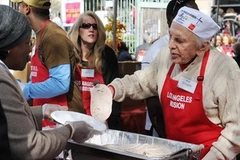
left=161, top=50, right=223, bottom=158
left=31, top=20, right=67, bottom=127
left=75, top=65, right=104, bottom=115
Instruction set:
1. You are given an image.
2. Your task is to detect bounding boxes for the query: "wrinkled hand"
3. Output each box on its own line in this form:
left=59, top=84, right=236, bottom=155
left=42, top=104, right=68, bottom=119
left=66, top=121, right=102, bottom=143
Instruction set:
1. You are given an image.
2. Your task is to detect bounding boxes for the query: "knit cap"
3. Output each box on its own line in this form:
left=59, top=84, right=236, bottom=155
left=11, top=0, right=51, bottom=10
left=0, top=5, right=31, bottom=51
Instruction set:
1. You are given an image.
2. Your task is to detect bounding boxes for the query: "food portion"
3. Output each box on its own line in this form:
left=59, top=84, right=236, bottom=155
left=105, top=143, right=172, bottom=158
left=90, top=84, right=112, bottom=121
left=81, top=130, right=203, bottom=159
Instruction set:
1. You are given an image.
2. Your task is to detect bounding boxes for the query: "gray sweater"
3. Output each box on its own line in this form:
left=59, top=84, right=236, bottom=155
left=0, top=62, right=70, bottom=160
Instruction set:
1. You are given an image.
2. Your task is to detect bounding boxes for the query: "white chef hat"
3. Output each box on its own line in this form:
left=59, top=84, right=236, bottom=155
left=173, top=6, right=220, bottom=40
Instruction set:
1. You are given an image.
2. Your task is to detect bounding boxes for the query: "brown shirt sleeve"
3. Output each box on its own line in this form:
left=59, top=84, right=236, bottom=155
left=41, top=34, right=72, bottom=69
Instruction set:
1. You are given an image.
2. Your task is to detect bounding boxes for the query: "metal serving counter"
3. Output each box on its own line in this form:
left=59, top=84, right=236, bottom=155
left=65, top=129, right=203, bottom=160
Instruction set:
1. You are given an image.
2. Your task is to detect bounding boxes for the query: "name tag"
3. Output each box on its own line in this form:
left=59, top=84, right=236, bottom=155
left=177, top=77, right=197, bottom=94
left=81, top=69, right=94, bottom=78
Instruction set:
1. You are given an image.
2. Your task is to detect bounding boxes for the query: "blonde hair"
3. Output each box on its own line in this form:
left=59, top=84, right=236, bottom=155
left=222, top=34, right=232, bottom=45
left=67, top=11, right=106, bottom=73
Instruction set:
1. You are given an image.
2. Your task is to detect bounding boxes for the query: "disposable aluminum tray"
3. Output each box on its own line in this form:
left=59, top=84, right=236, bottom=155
left=65, top=129, right=203, bottom=160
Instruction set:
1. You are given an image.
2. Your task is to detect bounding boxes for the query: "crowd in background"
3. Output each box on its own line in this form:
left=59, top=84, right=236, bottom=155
left=211, top=33, right=239, bottom=57
left=210, top=7, right=240, bottom=57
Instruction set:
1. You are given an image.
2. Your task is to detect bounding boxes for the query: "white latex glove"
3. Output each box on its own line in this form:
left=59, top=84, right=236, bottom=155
left=42, top=104, right=68, bottom=119
left=66, top=121, right=102, bottom=143
left=90, top=84, right=112, bottom=121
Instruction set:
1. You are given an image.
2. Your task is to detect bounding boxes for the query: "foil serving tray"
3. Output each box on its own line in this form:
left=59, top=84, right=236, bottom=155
left=66, top=129, right=203, bottom=160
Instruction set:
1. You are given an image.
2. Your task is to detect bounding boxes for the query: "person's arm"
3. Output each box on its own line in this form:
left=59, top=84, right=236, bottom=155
left=23, top=64, right=70, bottom=100
left=110, top=46, right=172, bottom=102
left=0, top=69, right=71, bottom=160
left=0, top=101, right=12, bottom=160
left=29, top=106, right=43, bottom=130
left=203, top=67, right=240, bottom=159
left=109, top=56, right=160, bottom=102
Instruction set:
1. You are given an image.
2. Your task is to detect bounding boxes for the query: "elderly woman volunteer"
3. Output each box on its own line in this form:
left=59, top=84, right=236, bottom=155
left=0, top=5, right=101, bottom=160
left=106, top=6, right=240, bottom=159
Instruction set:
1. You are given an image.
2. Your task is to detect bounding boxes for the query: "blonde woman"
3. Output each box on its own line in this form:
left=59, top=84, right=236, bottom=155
left=68, top=11, right=121, bottom=129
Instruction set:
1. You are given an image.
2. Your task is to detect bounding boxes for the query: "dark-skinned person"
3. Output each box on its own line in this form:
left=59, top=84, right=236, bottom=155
left=0, top=5, right=101, bottom=160
left=11, top=0, right=84, bottom=128
left=94, top=6, right=240, bottom=159
left=142, top=0, right=199, bottom=138
left=67, top=11, right=121, bottom=130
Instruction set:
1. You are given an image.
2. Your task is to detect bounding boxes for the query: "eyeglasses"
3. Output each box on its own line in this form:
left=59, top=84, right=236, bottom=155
left=79, top=23, right=98, bottom=30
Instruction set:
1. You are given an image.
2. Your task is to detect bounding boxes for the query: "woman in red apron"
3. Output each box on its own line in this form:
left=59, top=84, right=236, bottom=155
left=75, top=65, right=104, bottom=115
left=68, top=11, right=121, bottom=129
